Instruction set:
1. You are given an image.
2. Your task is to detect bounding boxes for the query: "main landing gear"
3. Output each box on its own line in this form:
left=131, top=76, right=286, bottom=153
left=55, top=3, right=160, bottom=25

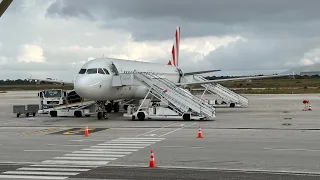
left=105, top=101, right=120, bottom=113
left=96, top=101, right=108, bottom=120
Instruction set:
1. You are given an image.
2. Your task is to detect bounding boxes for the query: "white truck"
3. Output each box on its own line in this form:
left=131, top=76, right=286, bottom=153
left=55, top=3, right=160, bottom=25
left=37, top=89, right=96, bottom=117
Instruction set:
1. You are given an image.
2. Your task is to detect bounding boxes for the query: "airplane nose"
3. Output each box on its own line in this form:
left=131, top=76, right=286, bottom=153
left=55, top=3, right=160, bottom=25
left=74, top=75, right=103, bottom=100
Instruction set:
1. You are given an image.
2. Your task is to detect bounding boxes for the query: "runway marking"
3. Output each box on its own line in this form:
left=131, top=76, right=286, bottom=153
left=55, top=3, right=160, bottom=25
left=90, top=146, right=145, bottom=149
left=82, top=148, right=139, bottom=151
left=47, top=144, right=88, bottom=147
left=72, top=151, right=132, bottom=154
left=50, top=128, right=108, bottom=135
left=30, top=164, right=99, bottom=168
left=41, top=160, right=110, bottom=166
left=2, top=137, right=166, bottom=179
left=3, top=171, right=79, bottom=176
left=111, top=139, right=162, bottom=142
left=106, top=164, right=320, bottom=176
left=64, top=154, right=125, bottom=157
left=98, top=143, right=152, bottom=146
left=0, top=175, right=68, bottom=179
left=24, top=150, right=73, bottom=152
left=19, top=128, right=59, bottom=136
left=158, top=123, right=197, bottom=137
left=0, top=161, right=37, bottom=165
left=109, top=140, right=157, bottom=144
left=54, top=157, right=117, bottom=161
left=18, top=167, right=91, bottom=172
left=135, top=122, right=180, bottom=137
left=263, top=148, right=320, bottom=152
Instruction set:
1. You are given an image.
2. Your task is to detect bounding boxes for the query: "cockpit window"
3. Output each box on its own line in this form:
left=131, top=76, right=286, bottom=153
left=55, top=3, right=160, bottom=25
left=103, top=68, right=110, bottom=74
left=98, top=68, right=105, bottom=74
left=86, top=68, right=97, bottom=74
left=78, top=69, right=86, bottom=74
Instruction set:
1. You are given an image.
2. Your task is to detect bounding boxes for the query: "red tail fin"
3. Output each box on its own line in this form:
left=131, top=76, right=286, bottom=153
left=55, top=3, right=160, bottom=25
left=167, top=26, right=180, bottom=67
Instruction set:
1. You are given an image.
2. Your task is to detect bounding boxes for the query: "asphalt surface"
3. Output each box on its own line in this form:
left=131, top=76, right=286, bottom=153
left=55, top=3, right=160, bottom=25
left=0, top=91, right=319, bottom=179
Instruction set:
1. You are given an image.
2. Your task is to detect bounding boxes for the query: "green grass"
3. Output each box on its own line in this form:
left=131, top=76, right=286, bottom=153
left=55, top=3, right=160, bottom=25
left=0, top=84, right=74, bottom=91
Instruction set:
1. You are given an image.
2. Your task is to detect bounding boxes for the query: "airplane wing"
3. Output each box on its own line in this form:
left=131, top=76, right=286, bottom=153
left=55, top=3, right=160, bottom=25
left=28, top=77, right=73, bottom=85
left=177, top=74, right=291, bottom=86
left=183, top=69, right=221, bottom=76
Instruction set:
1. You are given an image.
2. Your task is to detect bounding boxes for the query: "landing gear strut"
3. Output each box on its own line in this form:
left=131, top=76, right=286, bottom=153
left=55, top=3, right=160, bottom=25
left=106, top=101, right=120, bottom=113
left=96, top=101, right=108, bottom=120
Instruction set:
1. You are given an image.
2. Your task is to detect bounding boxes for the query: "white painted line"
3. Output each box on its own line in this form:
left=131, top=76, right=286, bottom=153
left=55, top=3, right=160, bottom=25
left=47, top=144, right=87, bottom=147
left=0, top=175, right=68, bottom=179
left=18, top=167, right=91, bottom=172
left=30, top=164, right=99, bottom=168
left=106, top=164, right=320, bottom=176
left=118, top=138, right=166, bottom=140
left=0, top=161, right=37, bottom=165
left=98, top=143, right=151, bottom=146
left=135, top=122, right=180, bottom=137
left=41, top=160, right=109, bottom=166
left=158, top=123, right=197, bottom=137
left=70, top=140, right=106, bottom=142
left=263, top=148, right=320, bottom=152
left=110, top=139, right=161, bottom=142
left=3, top=171, right=79, bottom=176
left=90, top=146, right=145, bottom=149
left=64, top=154, right=125, bottom=157
left=73, top=151, right=132, bottom=154
left=24, top=150, right=72, bottom=152
left=82, top=148, right=138, bottom=151
left=54, top=157, right=117, bottom=161
left=109, top=141, right=157, bottom=144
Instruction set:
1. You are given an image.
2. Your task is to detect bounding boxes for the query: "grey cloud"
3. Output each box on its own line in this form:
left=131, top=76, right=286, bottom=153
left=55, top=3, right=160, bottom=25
left=46, top=0, right=95, bottom=20
left=44, top=0, right=320, bottom=42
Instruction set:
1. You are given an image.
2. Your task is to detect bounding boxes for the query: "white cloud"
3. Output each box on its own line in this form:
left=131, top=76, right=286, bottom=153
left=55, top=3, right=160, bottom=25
left=300, top=47, right=320, bottom=65
left=17, top=44, right=46, bottom=63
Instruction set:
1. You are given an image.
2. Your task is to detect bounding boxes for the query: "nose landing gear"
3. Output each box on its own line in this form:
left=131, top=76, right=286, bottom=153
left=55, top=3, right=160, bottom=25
left=106, top=101, right=120, bottom=113
left=96, top=101, right=108, bottom=120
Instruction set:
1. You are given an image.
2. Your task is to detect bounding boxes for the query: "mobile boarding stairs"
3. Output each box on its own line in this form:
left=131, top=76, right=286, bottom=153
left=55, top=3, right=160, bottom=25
left=112, top=72, right=216, bottom=121
left=192, top=75, right=249, bottom=108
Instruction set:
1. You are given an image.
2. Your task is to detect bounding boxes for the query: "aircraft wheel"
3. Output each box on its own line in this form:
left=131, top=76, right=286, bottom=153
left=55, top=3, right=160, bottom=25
left=97, top=112, right=103, bottom=120
left=113, top=103, right=119, bottom=112
left=26, top=113, right=29, bottom=117
left=137, top=112, right=145, bottom=121
left=106, top=103, right=112, bottom=113
left=103, top=112, right=108, bottom=119
left=230, top=103, right=235, bottom=108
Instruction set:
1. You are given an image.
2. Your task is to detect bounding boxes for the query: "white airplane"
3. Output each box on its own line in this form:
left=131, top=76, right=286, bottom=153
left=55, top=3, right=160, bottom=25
left=31, top=26, right=289, bottom=119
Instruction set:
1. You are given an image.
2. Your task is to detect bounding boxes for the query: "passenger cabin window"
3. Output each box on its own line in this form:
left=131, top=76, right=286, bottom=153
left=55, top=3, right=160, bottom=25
left=103, top=68, right=110, bottom=74
left=78, top=69, right=86, bottom=74
left=86, top=68, right=97, bottom=74
left=98, top=68, right=105, bottom=74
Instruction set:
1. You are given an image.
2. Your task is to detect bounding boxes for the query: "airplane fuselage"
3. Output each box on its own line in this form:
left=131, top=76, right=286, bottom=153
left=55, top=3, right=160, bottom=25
left=74, top=58, right=184, bottom=101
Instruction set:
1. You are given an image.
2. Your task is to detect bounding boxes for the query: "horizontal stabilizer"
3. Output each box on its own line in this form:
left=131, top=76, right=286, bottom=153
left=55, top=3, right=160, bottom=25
left=184, top=69, right=221, bottom=76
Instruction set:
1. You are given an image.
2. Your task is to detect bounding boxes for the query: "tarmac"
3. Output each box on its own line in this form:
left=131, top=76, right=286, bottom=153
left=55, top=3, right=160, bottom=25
left=0, top=90, right=320, bottom=179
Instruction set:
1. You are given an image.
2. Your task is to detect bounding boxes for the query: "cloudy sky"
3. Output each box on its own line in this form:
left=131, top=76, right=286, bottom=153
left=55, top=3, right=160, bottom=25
left=1, top=0, right=320, bottom=81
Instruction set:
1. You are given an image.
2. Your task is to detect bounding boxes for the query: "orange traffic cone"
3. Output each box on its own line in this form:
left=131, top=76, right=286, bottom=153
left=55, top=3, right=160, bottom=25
left=149, top=150, right=156, bottom=168
left=197, top=126, right=203, bottom=138
left=84, top=125, right=89, bottom=137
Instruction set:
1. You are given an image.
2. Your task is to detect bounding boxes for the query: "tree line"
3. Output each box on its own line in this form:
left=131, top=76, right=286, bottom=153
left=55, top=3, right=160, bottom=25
left=0, top=75, right=318, bottom=85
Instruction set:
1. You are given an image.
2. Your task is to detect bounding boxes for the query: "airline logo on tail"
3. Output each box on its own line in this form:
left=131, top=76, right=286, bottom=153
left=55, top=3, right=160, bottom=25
left=168, top=26, right=180, bottom=67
